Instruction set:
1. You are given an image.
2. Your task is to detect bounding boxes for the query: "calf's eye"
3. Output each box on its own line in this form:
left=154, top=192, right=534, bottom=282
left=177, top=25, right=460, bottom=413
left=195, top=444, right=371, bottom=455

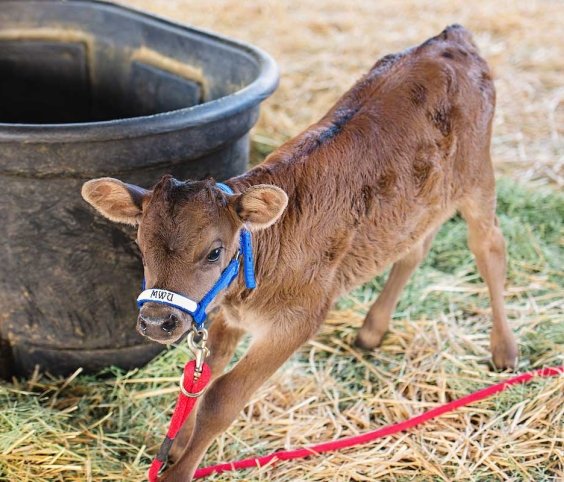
left=207, top=248, right=222, bottom=262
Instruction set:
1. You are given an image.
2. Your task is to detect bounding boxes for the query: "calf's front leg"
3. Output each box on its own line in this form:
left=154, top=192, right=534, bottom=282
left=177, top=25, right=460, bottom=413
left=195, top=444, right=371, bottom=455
left=169, top=310, right=244, bottom=462
left=160, top=316, right=320, bottom=482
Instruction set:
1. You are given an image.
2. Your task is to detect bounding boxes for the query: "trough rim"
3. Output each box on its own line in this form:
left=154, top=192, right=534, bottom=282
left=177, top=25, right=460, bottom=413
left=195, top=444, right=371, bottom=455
left=0, top=0, right=279, bottom=143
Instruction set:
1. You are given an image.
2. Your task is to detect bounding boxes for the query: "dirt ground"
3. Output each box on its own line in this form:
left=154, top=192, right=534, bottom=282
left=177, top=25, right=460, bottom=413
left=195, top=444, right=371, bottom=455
left=122, top=0, right=563, bottom=187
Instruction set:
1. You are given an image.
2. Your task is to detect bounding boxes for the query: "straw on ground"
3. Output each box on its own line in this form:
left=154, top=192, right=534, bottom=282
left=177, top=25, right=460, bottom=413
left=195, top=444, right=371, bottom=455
left=1, top=1, right=562, bottom=481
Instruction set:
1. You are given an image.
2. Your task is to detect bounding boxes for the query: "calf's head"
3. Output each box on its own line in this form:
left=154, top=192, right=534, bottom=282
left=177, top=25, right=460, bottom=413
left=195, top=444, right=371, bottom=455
left=82, top=175, right=287, bottom=344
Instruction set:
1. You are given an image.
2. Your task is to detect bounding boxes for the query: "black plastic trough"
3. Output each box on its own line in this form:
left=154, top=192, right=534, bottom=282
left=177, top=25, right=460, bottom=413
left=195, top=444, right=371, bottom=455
left=0, top=0, right=278, bottom=377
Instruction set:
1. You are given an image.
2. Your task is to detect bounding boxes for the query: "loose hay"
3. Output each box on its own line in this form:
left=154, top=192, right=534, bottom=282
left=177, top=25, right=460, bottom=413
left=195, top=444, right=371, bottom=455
left=1, top=1, right=563, bottom=481
left=1, top=181, right=562, bottom=481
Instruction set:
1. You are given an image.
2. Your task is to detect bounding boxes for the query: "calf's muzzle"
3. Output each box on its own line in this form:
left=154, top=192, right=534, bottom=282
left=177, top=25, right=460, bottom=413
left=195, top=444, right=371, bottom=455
left=137, top=303, right=190, bottom=344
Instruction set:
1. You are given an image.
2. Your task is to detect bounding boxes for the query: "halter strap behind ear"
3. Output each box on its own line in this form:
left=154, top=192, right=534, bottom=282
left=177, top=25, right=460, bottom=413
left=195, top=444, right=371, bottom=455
left=216, top=182, right=256, bottom=290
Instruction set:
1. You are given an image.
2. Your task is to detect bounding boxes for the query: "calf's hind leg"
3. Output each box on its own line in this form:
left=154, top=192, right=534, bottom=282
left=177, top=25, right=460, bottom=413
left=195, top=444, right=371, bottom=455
left=459, top=194, right=517, bottom=370
left=355, top=229, right=437, bottom=350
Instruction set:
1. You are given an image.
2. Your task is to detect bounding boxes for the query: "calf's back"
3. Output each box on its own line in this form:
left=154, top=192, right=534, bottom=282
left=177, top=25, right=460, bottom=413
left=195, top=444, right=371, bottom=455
left=230, top=24, right=496, bottom=310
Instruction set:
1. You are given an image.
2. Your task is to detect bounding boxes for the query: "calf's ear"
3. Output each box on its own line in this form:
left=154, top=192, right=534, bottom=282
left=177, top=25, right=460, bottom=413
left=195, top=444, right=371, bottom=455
left=81, top=177, right=149, bottom=225
left=232, top=184, right=288, bottom=231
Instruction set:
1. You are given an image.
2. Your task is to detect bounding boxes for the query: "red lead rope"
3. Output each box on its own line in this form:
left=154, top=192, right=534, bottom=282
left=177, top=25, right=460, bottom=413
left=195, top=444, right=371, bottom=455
left=148, top=360, right=211, bottom=482
left=147, top=365, right=562, bottom=480
left=191, top=365, right=563, bottom=479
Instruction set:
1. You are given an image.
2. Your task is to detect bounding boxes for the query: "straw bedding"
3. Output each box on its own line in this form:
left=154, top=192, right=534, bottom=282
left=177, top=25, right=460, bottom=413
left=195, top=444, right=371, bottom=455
left=1, top=1, right=562, bottom=480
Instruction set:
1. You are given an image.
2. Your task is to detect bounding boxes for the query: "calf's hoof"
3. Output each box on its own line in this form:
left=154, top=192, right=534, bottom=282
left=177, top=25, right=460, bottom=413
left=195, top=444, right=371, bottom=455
left=159, top=465, right=192, bottom=482
left=354, top=326, right=386, bottom=350
left=491, top=334, right=518, bottom=371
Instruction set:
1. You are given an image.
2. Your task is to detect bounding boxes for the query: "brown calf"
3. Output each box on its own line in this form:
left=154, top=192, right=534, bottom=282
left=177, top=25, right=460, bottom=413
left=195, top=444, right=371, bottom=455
left=82, top=25, right=517, bottom=481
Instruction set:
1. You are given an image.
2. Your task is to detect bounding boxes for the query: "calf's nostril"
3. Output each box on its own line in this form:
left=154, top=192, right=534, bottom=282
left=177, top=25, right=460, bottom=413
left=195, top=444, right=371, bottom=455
left=138, top=318, right=147, bottom=331
left=161, top=314, right=178, bottom=333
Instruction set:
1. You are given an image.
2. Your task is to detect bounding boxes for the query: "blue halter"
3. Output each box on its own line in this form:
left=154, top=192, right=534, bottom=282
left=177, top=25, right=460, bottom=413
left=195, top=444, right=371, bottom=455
left=136, top=183, right=256, bottom=328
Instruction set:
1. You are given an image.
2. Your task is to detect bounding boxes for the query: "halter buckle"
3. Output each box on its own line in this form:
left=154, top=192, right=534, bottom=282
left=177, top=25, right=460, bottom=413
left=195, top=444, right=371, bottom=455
left=179, top=327, right=210, bottom=397
left=187, top=327, right=210, bottom=378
